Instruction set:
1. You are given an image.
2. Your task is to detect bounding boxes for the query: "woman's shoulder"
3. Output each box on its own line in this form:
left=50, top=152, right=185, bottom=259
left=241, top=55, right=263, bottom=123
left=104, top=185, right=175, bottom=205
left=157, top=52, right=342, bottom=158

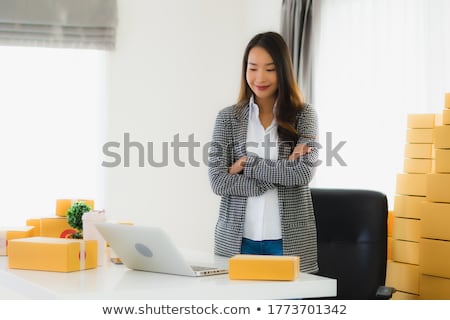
left=296, top=103, right=316, bottom=118
left=215, top=104, right=244, bottom=121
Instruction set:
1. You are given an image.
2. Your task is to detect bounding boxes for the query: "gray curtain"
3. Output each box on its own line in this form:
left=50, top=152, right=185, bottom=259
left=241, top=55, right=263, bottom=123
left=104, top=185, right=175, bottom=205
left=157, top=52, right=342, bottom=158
left=0, top=0, right=118, bottom=50
left=281, top=0, right=314, bottom=103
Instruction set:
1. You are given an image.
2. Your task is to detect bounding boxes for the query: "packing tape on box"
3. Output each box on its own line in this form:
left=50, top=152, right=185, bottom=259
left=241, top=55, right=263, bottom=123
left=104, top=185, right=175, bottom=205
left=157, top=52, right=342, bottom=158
left=0, top=230, right=6, bottom=255
left=79, top=240, right=86, bottom=270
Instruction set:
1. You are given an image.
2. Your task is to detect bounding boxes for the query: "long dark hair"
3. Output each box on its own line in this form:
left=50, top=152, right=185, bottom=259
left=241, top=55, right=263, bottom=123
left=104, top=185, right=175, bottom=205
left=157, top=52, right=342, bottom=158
left=237, top=31, right=305, bottom=143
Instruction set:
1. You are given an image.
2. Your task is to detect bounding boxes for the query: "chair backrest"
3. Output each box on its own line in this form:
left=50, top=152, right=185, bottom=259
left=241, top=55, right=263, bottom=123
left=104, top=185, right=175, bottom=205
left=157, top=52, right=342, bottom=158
left=310, top=188, right=388, bottom=299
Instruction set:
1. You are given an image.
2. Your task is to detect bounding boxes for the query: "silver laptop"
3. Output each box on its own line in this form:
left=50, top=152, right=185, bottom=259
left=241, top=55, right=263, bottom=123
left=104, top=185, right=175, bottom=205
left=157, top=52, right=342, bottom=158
left=95, top=223, right=228, bottom=277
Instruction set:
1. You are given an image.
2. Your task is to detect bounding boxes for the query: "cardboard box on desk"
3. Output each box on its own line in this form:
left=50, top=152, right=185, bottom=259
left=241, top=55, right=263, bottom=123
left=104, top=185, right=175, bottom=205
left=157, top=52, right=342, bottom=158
left=421, top=202, right=450, bottom=241
left=435, top=149, right=450, bottom=173
left=394, top=195, right=425, bottom=219
left=403, top=158, right=434, bottom=174
left=26, top=219, right=41, bottom=236
left=404, top=143, right=434, bottom=159
left=407, top=114, right=436, bottom=129
left=443, top=109, right=450, bottom=125
left=40, top=217, right=77, bottom=238
left=8, top=237, right=97, bottom=272
left=406, top=129, right=434, bottom=144
left=434, top=126, right=450, bottom=149
left=420, top=274, right=450, bottom=300
left=420, top=238, right=450, bottom=279
left=0, top=226, right=34, bottom=256
left=229, top=254, right=299, bottom=281
left=445, top=92, right=450, bottom=109
left=426, top=174, right=450, bottom=203
left=396, top=174, right=427, bottom=196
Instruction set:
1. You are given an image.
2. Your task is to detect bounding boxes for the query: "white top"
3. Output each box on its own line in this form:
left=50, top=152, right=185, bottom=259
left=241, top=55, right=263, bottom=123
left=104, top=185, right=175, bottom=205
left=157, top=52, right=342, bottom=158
left=243, top=97, right=281, bottom=241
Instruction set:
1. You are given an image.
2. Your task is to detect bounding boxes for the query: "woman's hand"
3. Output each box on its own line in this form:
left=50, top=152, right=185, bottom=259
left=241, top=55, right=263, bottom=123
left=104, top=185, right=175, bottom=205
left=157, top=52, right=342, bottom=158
left=228, top=156, right=248, bottom=175
left=288, top=143, right=312, bottom=161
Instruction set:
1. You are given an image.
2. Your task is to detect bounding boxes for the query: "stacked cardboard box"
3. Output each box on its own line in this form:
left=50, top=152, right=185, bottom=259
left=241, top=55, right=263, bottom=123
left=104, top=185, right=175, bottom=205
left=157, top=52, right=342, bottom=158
left=420, top=93, right=450, bottom=299
left=387, top=113, right=437, bottom=299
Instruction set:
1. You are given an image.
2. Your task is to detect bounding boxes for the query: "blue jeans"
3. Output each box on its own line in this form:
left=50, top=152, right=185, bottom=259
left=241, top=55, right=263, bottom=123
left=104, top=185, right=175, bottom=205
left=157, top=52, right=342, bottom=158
left=240, top=238, right=283, bottom=255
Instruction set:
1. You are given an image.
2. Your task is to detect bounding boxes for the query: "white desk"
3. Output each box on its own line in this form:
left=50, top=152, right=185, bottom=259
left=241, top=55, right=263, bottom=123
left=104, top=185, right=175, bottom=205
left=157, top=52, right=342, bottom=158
left=0, top=256, right=336, bottom=300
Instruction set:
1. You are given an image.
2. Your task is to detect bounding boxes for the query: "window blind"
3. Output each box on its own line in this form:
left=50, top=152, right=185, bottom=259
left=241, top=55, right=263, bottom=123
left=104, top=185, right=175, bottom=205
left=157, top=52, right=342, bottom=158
left=0, top=0, right=118, bottom=50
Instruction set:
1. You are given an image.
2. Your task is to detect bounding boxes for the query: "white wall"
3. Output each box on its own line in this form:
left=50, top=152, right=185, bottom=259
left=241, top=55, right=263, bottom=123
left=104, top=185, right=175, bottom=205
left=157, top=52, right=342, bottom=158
left=104, top=0, right=281, bottom=252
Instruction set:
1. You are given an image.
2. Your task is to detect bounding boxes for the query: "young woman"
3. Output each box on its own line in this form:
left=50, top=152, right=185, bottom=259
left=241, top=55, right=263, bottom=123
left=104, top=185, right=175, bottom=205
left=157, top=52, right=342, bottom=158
left=208, top=31, right=319, bottom=273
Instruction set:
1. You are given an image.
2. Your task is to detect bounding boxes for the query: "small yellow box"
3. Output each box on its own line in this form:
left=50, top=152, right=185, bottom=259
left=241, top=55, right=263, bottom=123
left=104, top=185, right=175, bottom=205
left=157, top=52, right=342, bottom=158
left=420, top=238, right=450, bottom=278
left=426, top=174, right=450, bottom=203
left=445, top=93, right=450, bottom=109
left=0, top=226, right=34, bottom=256
left=56, top=199, right=95, bottom=217
left=443, top=109, right=450, bottom=125
left=386, top=260, right=419, bottom=294
left=40, top=217, right=77, bottom=238
left=396, top=174, right=427, bottom=196
left=407, top=114, right=436, bottom=129
left=404, top=143, right=434, bottom=159
left=434, top=125, right=450, bottom=149
left=8, top=237, right=97, bottom=272
left=392, top=291, right=419, bottom=300
left=406, top=129, right=434, bottom=144
left=387, top=236, right=392, bottom=260
left=435, top=149, right=450, bottom=173
left=392, top=217, right=420, bottom=242
left=403, top=158, right=434, bottom=174
left=25, top=219, right=41, bottom=236
left=392, top=240, right=419, bottom=265
left=421, top=202, right=450, bottom=241
left=393, top=195, right=425, bottom=219
left=229, top=254, right=299, bottom=281
left=387, top=211, right=394, bottom=237
left=420, top=274, right=450, bottom=300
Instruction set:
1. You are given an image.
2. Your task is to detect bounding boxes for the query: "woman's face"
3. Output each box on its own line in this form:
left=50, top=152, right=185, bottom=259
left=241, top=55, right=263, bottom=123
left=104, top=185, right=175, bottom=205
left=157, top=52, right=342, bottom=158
left=246, top=46, right=278, bottom=103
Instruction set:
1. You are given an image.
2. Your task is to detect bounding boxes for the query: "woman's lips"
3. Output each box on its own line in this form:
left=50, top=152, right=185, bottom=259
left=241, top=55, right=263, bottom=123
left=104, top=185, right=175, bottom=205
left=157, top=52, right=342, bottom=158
left=255, top=85, right=270, bottom=91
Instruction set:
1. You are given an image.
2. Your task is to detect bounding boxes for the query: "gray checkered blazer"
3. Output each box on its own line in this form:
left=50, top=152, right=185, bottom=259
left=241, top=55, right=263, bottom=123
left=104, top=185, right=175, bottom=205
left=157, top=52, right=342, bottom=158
left=208, top=103, right=319, bottom=273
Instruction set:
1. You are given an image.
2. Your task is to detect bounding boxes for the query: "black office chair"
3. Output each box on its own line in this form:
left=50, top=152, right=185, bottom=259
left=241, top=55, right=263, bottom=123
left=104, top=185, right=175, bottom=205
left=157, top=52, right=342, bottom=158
left=310, top=188, right=395, bottom=299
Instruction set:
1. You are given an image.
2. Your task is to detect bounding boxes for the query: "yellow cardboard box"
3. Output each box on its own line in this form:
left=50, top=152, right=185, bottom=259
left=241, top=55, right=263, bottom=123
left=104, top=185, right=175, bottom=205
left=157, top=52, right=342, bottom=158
left=404, top=143, right=434, bottom=159
left=392, top=291, right=419, bottom=300
left=392, top=217, right=420, bottom=242
left=407, top=114, right=436, bottom=129
left=8, top=237, right=97, bottom=272
left=229, top=254, right=299, bottom=281
left=387, top=236, right=392, bottom=260
left=56, top=199, right=95, bottom=217
left=25, top=219, right=41, bottom=236
left=396, top=174, right=427, bottom=196
left=387, top=211, right=394, bottom=237
left=386, top=260, right=419, bottom=294
left=420, top=274, right=450, bottom=300
left=421, top=202, right=450, bottom=241
left=40, top=217, right=77, bottom=238
left=443, top=109, right=450, bottom=125
left=406, top=129, right=434, bottom=144
left=420, top=238, right=450, bottom=278
left=445, top=92, right=450, bottom=109
left=393, top=195, right=425, bottom=219
left=435, top=149, right=450, bottom=173
left=392, top=240, right=419, bottom=265
left=403, top=158, right=434, bottom=174
left=426, top=174, right=450, bottom=203
left=0, top=226, right=34, bottom=256
left=434, top=125, right=450, bottom=149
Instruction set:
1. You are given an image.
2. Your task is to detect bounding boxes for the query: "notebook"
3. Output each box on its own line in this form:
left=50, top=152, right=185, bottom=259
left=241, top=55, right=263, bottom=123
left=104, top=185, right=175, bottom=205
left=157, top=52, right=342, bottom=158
left=94, top=223, right=228, bottom=277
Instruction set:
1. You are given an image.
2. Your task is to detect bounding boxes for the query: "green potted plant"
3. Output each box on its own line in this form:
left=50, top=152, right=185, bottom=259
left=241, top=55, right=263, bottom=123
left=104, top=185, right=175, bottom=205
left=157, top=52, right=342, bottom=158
left=66, top=201, right=92, bottom=239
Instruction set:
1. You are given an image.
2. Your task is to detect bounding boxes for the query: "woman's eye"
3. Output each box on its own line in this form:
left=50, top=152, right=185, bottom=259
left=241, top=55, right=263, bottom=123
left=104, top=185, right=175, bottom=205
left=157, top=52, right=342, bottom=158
left=267, top=69, right=275, bottom=72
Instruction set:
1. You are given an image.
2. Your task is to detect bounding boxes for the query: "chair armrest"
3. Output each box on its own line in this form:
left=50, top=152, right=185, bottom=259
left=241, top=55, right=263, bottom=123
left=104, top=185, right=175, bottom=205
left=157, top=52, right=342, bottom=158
left=375, top=286, right=396, bottom=299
